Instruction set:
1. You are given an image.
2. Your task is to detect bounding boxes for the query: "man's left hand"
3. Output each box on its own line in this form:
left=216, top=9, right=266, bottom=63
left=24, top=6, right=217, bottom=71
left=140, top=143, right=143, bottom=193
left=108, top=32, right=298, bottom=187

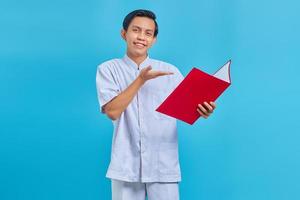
left=197, top=101, right=216, bottom=119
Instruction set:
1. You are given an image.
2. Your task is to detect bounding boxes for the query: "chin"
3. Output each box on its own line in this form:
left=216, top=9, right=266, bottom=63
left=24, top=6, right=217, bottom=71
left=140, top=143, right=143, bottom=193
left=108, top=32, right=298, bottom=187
left=132, top=49, right=147, bottom=57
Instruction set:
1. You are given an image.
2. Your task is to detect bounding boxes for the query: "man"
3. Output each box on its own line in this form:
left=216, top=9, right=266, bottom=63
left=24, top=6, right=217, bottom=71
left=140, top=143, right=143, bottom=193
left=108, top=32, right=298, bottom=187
left=96, top=9, right=216, bottom=200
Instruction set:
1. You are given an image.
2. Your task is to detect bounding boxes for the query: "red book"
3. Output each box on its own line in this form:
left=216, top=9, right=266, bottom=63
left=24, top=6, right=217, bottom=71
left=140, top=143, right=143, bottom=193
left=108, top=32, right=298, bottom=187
left=156, top=60, right=232, bottom=125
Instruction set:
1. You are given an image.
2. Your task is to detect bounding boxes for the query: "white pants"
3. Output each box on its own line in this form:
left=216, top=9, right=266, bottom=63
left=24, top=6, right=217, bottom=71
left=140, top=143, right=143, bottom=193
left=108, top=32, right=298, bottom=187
left=111, top=179, right=180, bottom=200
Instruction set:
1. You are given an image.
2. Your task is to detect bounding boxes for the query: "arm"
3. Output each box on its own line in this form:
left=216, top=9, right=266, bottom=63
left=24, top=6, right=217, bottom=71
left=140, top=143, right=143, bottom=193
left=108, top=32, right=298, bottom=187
left=103, top=66, right=173, bottom=120
left=103, top=75, right=144, bottom=120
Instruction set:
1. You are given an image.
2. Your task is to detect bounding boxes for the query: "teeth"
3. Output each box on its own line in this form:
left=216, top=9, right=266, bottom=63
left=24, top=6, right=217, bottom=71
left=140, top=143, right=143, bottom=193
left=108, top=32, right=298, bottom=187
left=134, top=42, right=144, bottom=47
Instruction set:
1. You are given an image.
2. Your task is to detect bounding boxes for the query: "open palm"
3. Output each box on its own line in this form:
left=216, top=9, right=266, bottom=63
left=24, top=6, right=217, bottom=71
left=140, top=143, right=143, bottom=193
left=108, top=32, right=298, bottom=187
left=139, top=66, right=174, bottom=81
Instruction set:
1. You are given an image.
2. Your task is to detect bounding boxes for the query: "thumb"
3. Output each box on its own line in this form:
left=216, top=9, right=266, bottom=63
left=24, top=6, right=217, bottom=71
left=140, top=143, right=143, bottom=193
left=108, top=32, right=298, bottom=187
left=144, top=65, right=152, bottom=72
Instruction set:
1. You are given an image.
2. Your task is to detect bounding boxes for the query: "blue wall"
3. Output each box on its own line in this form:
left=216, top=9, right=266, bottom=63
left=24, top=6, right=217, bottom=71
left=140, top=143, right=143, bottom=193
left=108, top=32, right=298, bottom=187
left=1, top=0, right=299, bottom=199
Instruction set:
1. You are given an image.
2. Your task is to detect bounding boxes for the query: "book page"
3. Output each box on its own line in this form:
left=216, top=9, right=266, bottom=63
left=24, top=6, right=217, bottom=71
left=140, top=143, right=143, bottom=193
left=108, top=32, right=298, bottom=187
left=213, top=60, right=231, bottom=83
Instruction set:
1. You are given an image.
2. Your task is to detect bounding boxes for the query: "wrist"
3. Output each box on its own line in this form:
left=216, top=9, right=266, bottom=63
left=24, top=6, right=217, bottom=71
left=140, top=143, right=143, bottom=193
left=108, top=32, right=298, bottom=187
left=137, top=75, right=146, bottom=85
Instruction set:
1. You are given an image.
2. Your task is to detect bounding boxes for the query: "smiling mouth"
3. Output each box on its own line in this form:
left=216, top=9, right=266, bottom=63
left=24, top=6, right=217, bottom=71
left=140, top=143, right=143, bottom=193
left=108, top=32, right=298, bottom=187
left=133, top=42, right=146, bottom=48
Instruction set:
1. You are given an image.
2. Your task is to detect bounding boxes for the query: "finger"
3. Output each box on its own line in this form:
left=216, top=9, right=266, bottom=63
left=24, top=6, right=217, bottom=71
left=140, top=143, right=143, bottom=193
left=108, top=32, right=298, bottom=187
left=141, top=65, right=152, bottom=74
left=203, top=102, right=213, bottom=113
left=197, top=108, right=208, bottom=119
left=159, top=72, right=174, bottom=76
left=144, top=65, right=152, bottom=72
left=198, top=104, right=209, bottom=115
left=154, top=71, right=174, bottom=77
left=210, top=101, right=216, bottom=109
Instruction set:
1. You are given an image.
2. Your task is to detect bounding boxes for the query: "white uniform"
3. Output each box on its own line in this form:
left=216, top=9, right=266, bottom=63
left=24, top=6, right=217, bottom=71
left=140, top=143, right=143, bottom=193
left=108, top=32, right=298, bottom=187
left=96, top=54, right=183, bottom=199
left=112, top=179, right=179, bottom=200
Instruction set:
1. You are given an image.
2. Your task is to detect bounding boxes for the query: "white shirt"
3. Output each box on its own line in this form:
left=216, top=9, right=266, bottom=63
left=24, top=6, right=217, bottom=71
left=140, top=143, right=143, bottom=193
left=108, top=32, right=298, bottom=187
left=96, top=54, right=184, bottom=182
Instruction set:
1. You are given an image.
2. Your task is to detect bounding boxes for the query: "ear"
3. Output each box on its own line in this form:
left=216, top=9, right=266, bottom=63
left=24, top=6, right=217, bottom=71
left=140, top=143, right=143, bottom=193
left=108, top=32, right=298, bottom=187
left=152, top=36, right=157, bottom=44
left=121, top=29, right=126, bottom=41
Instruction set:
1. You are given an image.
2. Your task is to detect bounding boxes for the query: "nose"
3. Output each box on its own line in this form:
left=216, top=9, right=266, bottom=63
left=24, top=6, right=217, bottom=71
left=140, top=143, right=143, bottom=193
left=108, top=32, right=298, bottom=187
left=137, top=32, right=145, bottom=40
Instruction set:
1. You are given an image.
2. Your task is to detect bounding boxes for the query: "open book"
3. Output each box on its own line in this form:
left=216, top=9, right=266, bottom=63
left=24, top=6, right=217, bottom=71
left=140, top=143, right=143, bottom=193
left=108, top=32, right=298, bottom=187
left=156, top=60, right=232, bottom=125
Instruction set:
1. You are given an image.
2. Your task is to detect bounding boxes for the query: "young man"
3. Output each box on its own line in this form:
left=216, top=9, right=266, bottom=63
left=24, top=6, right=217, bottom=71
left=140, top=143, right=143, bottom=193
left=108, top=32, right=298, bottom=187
left=96, top=9, right=216, bottom=200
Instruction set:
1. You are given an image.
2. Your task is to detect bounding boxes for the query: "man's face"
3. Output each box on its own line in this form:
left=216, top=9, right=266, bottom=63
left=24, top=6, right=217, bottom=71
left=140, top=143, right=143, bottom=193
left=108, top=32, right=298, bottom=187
left=121, top=16, right=157, bottom=57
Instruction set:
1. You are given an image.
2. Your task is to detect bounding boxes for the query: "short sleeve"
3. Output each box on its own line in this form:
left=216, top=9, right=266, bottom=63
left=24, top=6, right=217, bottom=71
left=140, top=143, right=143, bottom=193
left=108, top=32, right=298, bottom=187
left=96, top=64, right=121, bottom=113
left=172, top=66, right=184, bottom=88
left=176, top=68, right=184, bottom=82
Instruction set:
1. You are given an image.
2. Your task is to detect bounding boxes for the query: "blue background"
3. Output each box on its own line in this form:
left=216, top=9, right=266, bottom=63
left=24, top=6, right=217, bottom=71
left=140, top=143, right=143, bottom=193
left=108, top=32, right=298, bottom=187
left=1, top=0, right=299, bottom=199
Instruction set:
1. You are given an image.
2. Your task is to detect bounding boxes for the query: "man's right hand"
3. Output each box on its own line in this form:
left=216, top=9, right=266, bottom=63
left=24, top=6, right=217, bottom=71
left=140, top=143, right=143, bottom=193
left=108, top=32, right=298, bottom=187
left=103, top=65, right=173, bottom=120
left=138, top=65, right=174, bottom=82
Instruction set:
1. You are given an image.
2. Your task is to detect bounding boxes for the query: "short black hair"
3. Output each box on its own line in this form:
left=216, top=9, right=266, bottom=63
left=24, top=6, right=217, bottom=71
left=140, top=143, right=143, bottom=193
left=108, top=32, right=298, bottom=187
left=123, top=9, right=158, bottom=37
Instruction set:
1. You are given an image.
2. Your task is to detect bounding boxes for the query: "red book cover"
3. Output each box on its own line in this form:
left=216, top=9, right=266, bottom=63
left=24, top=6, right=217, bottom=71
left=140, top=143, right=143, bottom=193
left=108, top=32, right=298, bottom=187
left=156, top=60, right=232, bottom=125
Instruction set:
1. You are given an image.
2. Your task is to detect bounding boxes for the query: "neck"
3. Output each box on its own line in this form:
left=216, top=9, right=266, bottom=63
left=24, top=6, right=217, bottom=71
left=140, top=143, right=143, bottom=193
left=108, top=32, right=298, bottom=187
left=126, top=51, right=148, bottom=66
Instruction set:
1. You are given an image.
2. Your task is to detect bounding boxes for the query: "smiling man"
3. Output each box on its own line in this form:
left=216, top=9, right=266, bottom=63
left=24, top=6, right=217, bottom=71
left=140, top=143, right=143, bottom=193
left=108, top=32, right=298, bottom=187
left=96, top=9, right=216, bottom=200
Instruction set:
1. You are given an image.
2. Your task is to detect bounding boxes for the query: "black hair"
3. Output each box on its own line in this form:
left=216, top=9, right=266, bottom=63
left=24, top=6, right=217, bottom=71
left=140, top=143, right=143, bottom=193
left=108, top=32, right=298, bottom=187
left=122, top=9, right=158, bottom=37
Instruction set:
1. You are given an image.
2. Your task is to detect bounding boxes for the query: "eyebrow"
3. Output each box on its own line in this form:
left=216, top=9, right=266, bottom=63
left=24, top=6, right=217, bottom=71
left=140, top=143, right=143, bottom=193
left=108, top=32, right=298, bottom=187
left=131, top=25, right=154, bottom=32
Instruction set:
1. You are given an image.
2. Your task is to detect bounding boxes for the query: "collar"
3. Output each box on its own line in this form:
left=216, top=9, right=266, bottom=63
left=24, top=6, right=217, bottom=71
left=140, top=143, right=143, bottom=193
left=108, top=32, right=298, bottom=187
left=123, top=54, right=151, bottom=70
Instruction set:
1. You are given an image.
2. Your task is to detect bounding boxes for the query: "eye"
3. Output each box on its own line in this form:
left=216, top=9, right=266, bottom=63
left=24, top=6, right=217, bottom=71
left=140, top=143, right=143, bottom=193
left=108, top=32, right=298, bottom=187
left=146, top=32, right=153, bottom=36
left=132, top=28, right=138, bottom=32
